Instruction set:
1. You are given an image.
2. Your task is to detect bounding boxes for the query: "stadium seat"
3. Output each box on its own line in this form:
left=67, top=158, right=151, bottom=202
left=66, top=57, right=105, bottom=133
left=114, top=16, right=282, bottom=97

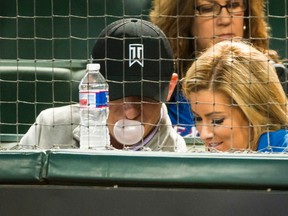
left=0, top=66, right=85, bottom=134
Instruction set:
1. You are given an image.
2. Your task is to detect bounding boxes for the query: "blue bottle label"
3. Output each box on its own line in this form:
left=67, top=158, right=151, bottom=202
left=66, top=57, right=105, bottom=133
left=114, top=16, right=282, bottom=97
left=79, top=90, right=108, bottom=108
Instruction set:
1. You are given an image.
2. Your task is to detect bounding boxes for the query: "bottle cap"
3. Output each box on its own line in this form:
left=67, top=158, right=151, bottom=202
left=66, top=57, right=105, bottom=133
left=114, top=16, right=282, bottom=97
left=87, top=63, right=100, bottom=71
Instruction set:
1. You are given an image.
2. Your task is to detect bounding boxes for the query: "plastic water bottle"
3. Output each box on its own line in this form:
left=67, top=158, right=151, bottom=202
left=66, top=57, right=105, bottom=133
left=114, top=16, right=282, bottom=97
left=79, top=63, right=110, bottom=150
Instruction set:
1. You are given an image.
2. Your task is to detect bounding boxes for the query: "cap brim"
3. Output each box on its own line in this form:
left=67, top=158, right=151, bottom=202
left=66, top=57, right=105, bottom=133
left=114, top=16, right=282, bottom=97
left=108, top=80, right=169, bottom=102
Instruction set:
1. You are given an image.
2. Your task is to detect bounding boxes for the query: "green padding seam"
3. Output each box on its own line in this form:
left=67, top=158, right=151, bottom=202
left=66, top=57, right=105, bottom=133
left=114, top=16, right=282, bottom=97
left=0, top=150, right=47, bottom=183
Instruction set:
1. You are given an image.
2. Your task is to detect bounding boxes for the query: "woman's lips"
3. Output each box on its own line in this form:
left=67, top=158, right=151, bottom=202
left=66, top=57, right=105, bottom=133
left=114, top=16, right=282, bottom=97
left=207, top=141, right=224, bottom=151
left=216, top=34, right=234, bottom=39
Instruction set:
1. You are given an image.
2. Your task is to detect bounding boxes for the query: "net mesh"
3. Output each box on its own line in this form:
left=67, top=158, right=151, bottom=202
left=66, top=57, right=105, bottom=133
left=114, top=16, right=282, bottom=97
left=0, top=0, right=287, bottom=153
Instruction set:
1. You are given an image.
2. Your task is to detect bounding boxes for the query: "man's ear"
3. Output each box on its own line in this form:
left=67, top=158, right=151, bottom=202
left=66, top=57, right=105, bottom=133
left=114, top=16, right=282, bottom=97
left=166, top=73, right=178, bottom=101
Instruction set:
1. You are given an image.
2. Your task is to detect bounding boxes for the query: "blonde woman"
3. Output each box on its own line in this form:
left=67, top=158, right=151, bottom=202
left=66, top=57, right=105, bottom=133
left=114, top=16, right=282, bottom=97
left=149, top=0, right=286, bottom=137
left=182, top=40, right=288, bottom=152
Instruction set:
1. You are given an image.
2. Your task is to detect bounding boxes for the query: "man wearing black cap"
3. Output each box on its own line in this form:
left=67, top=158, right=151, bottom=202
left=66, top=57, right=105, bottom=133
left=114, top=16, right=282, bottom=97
left=20, top=18, right=186, bottom=152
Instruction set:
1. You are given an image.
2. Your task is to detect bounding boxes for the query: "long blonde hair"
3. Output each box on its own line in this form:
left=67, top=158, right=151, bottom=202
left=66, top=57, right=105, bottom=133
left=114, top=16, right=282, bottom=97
left=182, top=40, right=288, bottom=150
left=149, top=0, right=272, bottom=77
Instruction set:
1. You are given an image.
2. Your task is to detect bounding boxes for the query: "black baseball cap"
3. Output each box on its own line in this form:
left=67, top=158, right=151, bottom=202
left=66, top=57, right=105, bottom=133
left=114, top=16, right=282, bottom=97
left=92, top=18, right=174, bottom=102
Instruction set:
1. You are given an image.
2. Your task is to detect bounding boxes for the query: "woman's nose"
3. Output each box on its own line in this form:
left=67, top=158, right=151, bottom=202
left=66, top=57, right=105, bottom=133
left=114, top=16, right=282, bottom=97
left=123, top=103, right=141, bottom=120
left=198, top=124, right=214, bottom=141
left=216, top=8, right=232, bottom=25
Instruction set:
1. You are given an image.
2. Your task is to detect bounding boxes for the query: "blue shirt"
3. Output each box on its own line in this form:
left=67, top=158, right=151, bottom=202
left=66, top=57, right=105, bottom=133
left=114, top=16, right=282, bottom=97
left=167, top=91, right=196, bottom=137
left=257, top=129, right=288, bottom=152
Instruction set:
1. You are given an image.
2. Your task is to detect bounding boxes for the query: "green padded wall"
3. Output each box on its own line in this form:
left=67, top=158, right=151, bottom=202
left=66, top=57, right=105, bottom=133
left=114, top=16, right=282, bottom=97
left=1, top=149, right=288, bottom=189
left=1, top=150, right=288, bottom=215
left=45, top=150, right=288, bottom=188
left=0, top=150, right=46, bottom=183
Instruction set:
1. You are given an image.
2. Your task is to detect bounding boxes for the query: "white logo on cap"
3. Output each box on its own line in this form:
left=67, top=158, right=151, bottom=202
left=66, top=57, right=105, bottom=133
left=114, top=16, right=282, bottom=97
left=129, top=44, right=144, bottom=67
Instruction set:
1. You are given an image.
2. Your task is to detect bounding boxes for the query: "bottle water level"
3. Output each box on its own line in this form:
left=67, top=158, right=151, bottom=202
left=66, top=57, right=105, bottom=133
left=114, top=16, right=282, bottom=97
left=80, top=107, right=109, bottom=150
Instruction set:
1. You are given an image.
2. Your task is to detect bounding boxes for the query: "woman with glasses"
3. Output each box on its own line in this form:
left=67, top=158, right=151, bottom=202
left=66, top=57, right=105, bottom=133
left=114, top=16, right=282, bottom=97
left=150, top=0, right=285, bottom=137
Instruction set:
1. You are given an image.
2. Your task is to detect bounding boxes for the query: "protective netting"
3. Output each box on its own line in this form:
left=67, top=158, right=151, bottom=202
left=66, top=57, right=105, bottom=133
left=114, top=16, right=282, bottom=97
left=0, top=0, right=287, bottom=153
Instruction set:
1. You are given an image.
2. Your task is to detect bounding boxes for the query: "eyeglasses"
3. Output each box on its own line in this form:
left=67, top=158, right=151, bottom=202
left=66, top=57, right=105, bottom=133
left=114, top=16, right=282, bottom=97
left=195, top=1, right=246, bottom=16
